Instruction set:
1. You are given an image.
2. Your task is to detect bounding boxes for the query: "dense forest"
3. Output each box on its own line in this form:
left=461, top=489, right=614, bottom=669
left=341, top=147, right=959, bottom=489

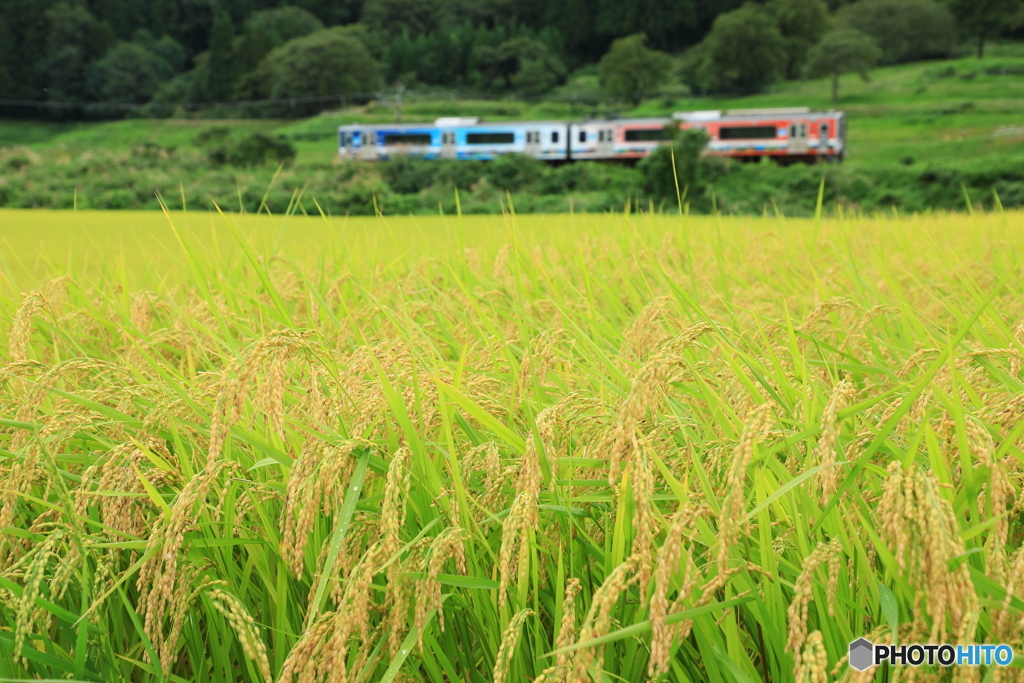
left=0, top=0, right=1022, bottom=117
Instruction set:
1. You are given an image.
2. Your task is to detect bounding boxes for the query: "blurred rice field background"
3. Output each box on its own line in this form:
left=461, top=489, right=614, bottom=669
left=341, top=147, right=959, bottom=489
left=1, top=207, right=1023, bottom=682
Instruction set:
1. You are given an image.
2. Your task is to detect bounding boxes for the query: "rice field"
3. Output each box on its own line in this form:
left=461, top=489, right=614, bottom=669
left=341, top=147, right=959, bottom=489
left=1, top=206, right=1024, bottom=683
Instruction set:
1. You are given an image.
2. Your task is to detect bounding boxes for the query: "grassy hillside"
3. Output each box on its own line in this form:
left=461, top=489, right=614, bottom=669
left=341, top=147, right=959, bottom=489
left=1, top=44, right=1023, bottom=215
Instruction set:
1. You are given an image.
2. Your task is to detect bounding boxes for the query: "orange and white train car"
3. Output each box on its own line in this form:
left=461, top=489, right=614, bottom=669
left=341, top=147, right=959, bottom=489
left=674, top=107, right=847, bottom=163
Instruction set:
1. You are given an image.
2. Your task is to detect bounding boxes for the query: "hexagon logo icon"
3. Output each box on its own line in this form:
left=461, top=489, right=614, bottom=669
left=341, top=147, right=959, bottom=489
left=849, top=638, right=874, bottom=671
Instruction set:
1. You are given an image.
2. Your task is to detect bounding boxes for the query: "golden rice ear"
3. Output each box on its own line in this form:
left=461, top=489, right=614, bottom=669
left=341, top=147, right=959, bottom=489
left=816, top=378, right=856, bottom=505
left=608, top=321, right=716, bottom=487
left=878, top=463, right=979, bottom=645
left=568, top=556, right=642, bottom=683
left=492, top=609, right=535, bottom=683
left=208, top=589, right=272, bottom=683
left=786, top=540, right=842, bottom=680
left=715, top=402, right=774, bottom=577
left=1011, top=320, right=1024, bottom=376
left=8, top=277, right=70, bottom=362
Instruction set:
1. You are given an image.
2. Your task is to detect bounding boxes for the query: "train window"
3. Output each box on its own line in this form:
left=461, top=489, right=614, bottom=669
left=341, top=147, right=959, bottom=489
left=385, top=134, right=431, bottom=145
left=466, top=132, right=515, bottom=144
left=339, top=132, right=345, bottom=147
left=598, top=131, right=604, bottom=142
left=800, top=124, right=807, bottom=136
left=578, top=130, right=586, bottom=143
left=820, top=123, right=828, bottom=139
left=789, top=125, right=796, bottom=138
left=607, top=130, right=613, bottom=141
left=720, top=126, right=778, bottom=140
left=624, top=129, right=670, bottom=141
left=551, top=131, right=559, bottom=143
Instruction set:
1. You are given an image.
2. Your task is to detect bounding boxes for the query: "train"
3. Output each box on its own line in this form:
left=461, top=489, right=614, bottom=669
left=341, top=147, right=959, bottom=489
left=337, top=107, right=847, bottom=164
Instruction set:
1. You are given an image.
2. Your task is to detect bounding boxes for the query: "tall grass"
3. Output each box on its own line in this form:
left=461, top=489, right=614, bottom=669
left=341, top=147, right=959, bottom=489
left=0, top=206, right=1023, bottom=682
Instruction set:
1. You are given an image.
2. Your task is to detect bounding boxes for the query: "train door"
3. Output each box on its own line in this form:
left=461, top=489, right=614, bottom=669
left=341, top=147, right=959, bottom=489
left=571, top=125, right=588, bottom=158
left=358, top=130, right=378, bottom=160
left=837, top=115, right=847, bottom=160
left=525, top=130, right=542, bottom=157
left=597, top=127, right=614, bottom=157
left=549, top=128, right=563, bottom=160
left=441, top=131, right=457, bottom=159
left=788, top=121, right=809, bottom=155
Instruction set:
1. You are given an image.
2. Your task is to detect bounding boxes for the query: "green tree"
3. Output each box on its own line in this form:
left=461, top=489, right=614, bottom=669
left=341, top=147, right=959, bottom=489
left=236, top=7, right=324, bottom=73
left=88, top=41, right=173, bottom=102
left=289, top=0, right=366, bottom=25
left=133, top=30, right=188, bottom=72
left=166, top=0, right=215, bottom=57
left=598, top=33, right=672, bottom=106
left=767, top=0, right=831, bottom=78
left=203, top=10, right=236, bottom=101
left=948, top=0, right=1022, bottom=58
left=41, top=3, right=113, bottom=101
left=255, top=27, right=383, bottom=101
left=805, top=28, right=881, bottom=101
left=474, top=37, right=566, bottom=95
left=594, top=0, right=698, bottom=52
left=361, top=0, right=442, bottom=39
left=0, top=0, right=55, bottom=100
left=837, top=0, right=954, bottom=64
left=683, top=3, right=787, bottom=93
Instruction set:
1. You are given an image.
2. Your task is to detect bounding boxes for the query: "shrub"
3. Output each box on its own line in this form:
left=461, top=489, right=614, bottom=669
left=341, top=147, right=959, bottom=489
left=379, top=157, right=439, bottom=194
left=483, top=154, right=547, bottom=193
left=638, top=128, right=720, bottom=209
left=208, top=133, right=297, bottom=168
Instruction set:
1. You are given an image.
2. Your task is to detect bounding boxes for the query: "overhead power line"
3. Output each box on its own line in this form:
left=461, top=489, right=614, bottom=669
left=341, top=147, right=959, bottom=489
left=0, top=91, right=384, bottom=112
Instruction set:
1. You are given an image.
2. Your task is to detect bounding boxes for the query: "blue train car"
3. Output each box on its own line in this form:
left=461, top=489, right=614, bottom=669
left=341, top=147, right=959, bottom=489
left=338, top=124, right=441, bottom=160
left=440, top=120, right=568, bottom=161
left=338, top=119, right=570, bottom=161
